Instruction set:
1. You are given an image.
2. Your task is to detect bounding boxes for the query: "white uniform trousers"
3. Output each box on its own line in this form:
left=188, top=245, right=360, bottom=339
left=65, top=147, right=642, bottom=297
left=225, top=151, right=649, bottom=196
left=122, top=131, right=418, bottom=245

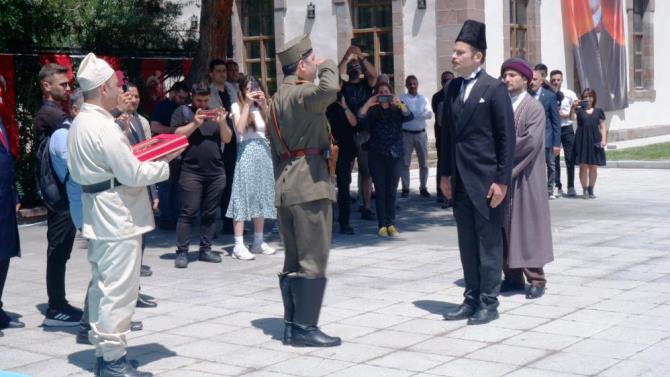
left=87, top=235, right=142, bottom=361
left=400, top=130, right=429, bottom=191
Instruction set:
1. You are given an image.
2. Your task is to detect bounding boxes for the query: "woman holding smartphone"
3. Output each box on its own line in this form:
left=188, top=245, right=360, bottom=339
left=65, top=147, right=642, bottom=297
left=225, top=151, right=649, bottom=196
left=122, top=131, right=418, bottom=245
left=571, top=88, right=607, bottom=199
left=226, top=75, right=277, bottom=259
left=359, top=82, right=413, bottom=237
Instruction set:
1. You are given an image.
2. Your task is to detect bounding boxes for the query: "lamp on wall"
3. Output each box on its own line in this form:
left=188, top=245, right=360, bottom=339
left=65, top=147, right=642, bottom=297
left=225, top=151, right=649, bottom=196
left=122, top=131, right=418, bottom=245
left=307, top=2, right=316, bottom=19
left=418, top=0, right=427, bottom=9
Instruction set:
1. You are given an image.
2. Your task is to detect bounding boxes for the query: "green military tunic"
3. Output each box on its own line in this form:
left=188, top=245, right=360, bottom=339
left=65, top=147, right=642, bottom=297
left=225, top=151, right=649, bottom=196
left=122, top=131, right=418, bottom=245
left=268, top=59, right=339, bottom=278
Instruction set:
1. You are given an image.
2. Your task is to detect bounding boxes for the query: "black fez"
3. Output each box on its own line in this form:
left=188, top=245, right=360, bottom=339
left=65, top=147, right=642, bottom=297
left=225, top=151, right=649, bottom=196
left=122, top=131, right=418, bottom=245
left=456, top=20, right=487, bottom=51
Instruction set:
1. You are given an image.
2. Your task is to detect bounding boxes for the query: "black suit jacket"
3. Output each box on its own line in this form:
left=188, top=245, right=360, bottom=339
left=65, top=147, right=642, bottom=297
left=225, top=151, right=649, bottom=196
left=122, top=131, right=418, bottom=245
left=439, top=71, right=515, bottom=225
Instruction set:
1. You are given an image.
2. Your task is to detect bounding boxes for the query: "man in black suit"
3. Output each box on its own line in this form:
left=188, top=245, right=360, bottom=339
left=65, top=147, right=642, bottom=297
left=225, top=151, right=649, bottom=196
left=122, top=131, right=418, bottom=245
left=439, top=20, right=515, bottom=325
left=431, top=70, right=454, bottom=208
left=530, top=69, right=561, bottom=199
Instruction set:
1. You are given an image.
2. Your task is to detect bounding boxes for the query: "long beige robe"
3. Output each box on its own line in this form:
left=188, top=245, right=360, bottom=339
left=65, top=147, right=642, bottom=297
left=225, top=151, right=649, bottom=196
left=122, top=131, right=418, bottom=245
left=504, top=94, right=554, bottom=268
left=67, top=103, right=170, bottom=240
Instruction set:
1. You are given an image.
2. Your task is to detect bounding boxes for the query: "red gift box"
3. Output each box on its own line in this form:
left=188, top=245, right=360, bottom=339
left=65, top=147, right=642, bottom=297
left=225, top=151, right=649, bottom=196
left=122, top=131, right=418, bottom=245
left=132, top=134, right=188, bottom=162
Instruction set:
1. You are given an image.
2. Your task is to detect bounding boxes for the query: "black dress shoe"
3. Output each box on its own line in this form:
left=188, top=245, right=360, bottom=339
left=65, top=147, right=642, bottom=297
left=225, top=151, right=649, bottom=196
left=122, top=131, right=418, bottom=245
left=400, top=189, right=409, bottom=198
left=198, top=250, right=222, bottom=263
left=500, top=280, right=525, bottom=293
left=360, top=209, right=376, bottom=221
left=1, top=319, right=25, bottom=329
left=96, top=357, right=141, bottom=376
left=130, top=321, right=143, bottom=331
left=420, top=188, right=431, bottom=198
left=99, top=355, right=152, bottom=377
left=443, top=304, right=475, bottom=321
left=290, top=325, right=341, bottom=347
left=136, top=295, right=157, bottom=308
left=526, top=286, right=545, bottom=299
left=140, top=265, right=152, bottom=277
left=467, top=308, right=499, bottom=325
left=174, top=252, right=189, bottom=269
left=339, top=225, right=355, bottom=235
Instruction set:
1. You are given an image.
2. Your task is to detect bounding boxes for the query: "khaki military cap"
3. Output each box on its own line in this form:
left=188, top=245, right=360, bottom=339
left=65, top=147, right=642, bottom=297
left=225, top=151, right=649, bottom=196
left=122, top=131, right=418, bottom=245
left=277, top=34, right=312, bottom=67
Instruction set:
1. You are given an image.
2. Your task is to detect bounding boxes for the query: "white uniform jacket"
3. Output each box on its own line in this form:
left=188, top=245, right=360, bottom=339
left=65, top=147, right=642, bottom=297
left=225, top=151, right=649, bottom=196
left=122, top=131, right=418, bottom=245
left=67, top=103, right=170, bottom=241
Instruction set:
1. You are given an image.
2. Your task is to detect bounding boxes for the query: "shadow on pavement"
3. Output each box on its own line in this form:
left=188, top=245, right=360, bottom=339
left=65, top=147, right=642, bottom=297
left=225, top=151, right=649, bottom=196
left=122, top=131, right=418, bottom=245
left=250, top=317, right=284, bottom=342
left=413, top=299, right=460, bottom=316
left=67, top=343, right=177, bottom=374
left=331, top=193, right=456, bottom=249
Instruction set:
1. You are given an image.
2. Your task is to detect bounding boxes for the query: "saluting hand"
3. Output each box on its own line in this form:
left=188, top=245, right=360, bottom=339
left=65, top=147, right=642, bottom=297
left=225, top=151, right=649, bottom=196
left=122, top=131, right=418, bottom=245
left=487, top=183, right=507, bottom=208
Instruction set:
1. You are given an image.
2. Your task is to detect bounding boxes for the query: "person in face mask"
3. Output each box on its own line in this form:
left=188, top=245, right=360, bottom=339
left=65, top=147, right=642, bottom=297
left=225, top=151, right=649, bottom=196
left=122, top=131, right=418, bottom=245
left=337, top=45, right=379, bottom=222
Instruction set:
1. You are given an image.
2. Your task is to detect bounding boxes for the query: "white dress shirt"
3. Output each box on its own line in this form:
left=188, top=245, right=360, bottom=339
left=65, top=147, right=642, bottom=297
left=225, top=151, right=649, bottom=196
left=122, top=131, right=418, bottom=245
left=399, top=93, right=432, bottom=131
left=461, top=66, right=482, bottom=102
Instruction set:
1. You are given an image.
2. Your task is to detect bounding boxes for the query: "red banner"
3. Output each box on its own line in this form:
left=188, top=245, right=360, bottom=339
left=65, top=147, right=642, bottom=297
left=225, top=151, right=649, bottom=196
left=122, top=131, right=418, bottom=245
left=0, top=54, right=19, bottom=158
left=182, top=59, right=193, bottom=79
left=38, top=54, right=74, bottom=81
left=141, top=59, right=167, bottom=114
left=562, top=0, right=627, bottom=111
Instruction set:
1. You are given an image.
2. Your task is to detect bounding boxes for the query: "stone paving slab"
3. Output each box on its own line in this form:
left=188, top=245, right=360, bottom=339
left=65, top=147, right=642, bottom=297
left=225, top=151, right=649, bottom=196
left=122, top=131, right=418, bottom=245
left=2, top=167, right=670, bottom=376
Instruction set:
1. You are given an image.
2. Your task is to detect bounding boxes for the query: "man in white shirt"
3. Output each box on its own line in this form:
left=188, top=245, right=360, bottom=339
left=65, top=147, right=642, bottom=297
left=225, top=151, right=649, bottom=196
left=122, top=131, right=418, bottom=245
left=399, top=75, right=433, bottom=198
left=550, top=70, right=578, bottom=197
left=67, top=53, right=179, bottom=377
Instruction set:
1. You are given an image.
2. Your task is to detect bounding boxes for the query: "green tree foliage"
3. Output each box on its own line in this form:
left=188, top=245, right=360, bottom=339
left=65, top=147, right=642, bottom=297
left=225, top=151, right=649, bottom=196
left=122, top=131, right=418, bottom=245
left=0, top=0, right=194, bottom=206
left=0, top=0, right=194, bottom=53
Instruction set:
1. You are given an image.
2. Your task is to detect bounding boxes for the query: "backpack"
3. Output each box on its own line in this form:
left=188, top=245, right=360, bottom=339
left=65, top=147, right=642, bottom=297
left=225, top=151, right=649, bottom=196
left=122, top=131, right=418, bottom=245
left=35, top=135, right=69, bottom=212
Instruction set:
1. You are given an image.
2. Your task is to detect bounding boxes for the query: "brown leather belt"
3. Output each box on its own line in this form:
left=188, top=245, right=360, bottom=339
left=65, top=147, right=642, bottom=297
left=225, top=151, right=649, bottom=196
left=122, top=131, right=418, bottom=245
left=280, top=147, right=324, bottom=161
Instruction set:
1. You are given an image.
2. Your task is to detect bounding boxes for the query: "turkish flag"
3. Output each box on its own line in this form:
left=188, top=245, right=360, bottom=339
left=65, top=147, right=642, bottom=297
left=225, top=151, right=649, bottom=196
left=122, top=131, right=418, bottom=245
left=0, top=54, right=20, bottom=159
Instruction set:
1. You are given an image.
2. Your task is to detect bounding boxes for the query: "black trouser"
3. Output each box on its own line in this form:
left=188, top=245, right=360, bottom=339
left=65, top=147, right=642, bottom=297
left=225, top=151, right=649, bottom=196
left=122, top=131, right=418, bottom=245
left=177, top=171, right=226, bottom=254
left=46, top=208, right=76, bottom=310
left=335, top=155, right=354, bottom=227
left=554, top=126, right=575, bottom=190
left=0, top=258, right=11, bottom=326
left=435, top=124, right=443, bottom=197
left=453, top=182, right=502, bottom=310
left=220, top=139, right=237, bottom=233
left=369, top=152, right=401, bottom=228
left=157, top=159, right=182, bottom=227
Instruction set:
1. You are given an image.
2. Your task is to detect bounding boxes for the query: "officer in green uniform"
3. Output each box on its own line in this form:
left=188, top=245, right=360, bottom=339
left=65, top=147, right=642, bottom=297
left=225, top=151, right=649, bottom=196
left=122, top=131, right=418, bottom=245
left=268, top=34, right=341, bottom=347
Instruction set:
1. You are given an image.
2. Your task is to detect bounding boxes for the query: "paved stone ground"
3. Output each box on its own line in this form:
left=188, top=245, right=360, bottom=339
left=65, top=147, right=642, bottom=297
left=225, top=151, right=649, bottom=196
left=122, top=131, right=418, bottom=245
left=1, top=167, right=670, bottom=377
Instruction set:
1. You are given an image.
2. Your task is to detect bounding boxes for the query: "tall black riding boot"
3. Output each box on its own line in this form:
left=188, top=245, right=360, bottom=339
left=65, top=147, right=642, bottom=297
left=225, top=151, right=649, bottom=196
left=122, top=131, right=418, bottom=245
left=278, top=273, right=294, bottom=345
left=288, top=277, right=341, bottom=347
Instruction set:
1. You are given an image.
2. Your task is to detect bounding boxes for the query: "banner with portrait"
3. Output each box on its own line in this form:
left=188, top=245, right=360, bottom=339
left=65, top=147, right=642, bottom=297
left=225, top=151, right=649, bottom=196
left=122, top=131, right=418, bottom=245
left=562, top=0, right=628, bottom=111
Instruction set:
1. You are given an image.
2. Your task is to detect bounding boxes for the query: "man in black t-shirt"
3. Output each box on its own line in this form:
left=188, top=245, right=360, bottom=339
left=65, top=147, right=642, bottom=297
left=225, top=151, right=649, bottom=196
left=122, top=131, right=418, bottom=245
left=338, top=45, right=378, bottom=221
left=34, top=63, right=82, bottom=327
left=170, top=82, right=233, bottom=269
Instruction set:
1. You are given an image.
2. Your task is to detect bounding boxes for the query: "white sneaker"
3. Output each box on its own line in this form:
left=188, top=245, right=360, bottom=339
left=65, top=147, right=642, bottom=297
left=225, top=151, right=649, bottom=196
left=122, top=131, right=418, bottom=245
left=232, top=244, right=255, bottom=260
left=251, top=242, right=276, bottom=255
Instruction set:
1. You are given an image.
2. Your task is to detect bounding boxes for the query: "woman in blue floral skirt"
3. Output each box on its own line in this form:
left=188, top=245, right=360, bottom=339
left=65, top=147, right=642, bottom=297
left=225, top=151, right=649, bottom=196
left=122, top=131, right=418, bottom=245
left=226, top=75, right=277, bottom=260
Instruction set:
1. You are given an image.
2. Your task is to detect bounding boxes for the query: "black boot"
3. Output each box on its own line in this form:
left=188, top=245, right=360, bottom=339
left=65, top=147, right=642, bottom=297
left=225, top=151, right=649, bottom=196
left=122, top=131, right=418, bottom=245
left=77, top=323, right=91, bottom=344
left=288, top=277, right=341, bottom=347
left=99, top=355, right=152, bottom=377
left=278, top=273, right=294, bottom=345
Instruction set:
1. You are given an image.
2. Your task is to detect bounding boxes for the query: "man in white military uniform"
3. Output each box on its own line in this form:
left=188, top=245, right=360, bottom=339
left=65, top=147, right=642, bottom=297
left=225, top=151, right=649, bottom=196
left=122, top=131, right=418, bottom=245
left=67, top=53, right=178, bottom=377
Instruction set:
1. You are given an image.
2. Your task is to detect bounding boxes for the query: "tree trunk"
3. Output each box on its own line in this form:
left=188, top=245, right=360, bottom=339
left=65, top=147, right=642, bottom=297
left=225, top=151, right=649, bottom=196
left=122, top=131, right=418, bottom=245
left=188, top=0, right=234, bottom=85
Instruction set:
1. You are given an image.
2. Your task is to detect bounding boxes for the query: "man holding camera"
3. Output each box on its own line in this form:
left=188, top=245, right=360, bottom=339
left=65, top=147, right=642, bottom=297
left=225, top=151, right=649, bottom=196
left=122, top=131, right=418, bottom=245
left=338, top=45, right=378, bottom=221
left=171, top=82, right=233, bottom=269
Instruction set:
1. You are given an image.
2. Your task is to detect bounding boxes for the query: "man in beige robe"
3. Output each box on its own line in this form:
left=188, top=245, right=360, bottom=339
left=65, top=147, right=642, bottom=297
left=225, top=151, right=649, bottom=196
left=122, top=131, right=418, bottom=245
left=500, top=58, right=554, bottom=300
left=67, top=53, right=180, bottom=377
